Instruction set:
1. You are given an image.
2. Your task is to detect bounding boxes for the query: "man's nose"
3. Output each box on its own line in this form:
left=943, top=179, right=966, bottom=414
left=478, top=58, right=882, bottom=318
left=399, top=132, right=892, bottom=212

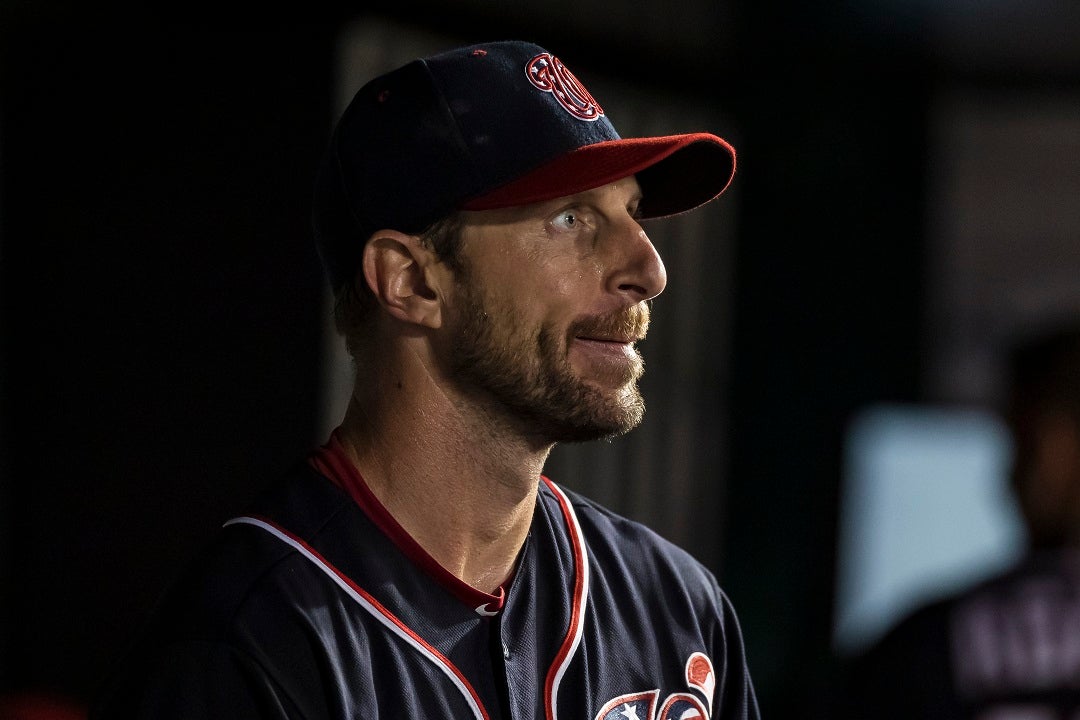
left=607, top=219, right=667, bottom=303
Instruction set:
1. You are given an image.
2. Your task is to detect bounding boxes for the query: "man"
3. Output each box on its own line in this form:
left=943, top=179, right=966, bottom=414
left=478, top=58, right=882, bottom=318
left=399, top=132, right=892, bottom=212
left=91, top=39, right=758, bottom=719
left=836, top=321, right=1080, bottom=719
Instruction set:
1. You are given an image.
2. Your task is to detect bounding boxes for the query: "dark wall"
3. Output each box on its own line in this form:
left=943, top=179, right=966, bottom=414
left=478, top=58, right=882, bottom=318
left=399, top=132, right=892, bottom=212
left=0, top=14, right=337, bottom=704
left=722, top=6, right=931, bottom=714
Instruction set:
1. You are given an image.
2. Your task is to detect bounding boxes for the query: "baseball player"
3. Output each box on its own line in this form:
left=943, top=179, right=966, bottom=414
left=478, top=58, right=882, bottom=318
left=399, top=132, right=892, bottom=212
left=90, top=40, right=759, bottom=719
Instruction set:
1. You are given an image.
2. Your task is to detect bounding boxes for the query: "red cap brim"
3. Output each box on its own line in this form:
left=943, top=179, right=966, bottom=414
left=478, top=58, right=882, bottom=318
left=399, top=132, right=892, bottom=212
left=461, top=133, right=736, bottom=218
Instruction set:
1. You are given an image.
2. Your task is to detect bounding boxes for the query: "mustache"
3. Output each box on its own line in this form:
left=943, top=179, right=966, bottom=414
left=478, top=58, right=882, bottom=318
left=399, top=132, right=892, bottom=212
left=568, top=303, right=651, bottom=342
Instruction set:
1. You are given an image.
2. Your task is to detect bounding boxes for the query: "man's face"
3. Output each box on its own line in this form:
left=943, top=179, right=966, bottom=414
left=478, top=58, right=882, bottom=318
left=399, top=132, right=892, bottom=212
left=440, top=176, right=667, bottom=444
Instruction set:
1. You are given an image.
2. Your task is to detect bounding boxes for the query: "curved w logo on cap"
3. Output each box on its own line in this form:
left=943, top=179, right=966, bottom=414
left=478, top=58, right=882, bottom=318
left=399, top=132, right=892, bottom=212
left=526, top=53, right=605, bottom=122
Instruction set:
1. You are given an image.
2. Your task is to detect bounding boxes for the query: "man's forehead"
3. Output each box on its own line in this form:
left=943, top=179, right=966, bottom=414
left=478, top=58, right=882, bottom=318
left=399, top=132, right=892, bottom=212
left=462, top=176, right=644, bottom=222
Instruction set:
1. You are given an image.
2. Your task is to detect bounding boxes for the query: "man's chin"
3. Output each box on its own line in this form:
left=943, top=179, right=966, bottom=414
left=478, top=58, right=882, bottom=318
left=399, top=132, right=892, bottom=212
left=546, top=391, right=646, bottom=444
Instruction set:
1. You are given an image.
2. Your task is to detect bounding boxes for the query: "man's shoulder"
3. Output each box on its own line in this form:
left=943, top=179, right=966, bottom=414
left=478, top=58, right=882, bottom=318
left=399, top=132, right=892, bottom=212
left=92, top=463, right=359, bottom=717
left=143, top=463, right=355, bottom=638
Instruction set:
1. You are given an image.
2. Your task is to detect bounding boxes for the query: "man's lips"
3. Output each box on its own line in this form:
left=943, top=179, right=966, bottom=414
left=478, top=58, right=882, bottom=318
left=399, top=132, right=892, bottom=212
left=576, top=335, right=641, bottom=345
left=572, top=336, right=642, bottom=360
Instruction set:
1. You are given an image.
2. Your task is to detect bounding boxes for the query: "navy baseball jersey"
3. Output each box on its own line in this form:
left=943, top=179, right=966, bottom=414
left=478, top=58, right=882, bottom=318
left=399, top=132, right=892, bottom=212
left=92, top=433, right=759, bottom=719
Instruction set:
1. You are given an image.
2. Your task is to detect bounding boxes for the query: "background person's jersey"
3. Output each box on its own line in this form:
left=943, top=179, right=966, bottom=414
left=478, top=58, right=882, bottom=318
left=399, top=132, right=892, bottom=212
left=842, top=549, right=1080, bottom=720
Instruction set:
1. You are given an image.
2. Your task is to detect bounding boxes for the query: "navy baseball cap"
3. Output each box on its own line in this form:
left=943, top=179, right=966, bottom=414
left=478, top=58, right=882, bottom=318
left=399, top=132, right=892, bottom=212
left=312, top=40, right=737, bottom=290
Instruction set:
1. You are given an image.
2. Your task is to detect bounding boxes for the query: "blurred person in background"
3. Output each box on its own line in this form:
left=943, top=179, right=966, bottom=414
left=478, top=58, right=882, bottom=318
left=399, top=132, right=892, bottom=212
left=836, top=319, right=1080, bottom=719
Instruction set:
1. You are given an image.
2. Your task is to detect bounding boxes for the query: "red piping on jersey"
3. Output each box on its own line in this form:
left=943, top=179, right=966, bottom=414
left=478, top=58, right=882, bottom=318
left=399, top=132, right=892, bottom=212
left=541, top=476, right=590, bottom=720
left=309, top=429, right=506, bottom=615
left=225, top=515, right=491, bottom=720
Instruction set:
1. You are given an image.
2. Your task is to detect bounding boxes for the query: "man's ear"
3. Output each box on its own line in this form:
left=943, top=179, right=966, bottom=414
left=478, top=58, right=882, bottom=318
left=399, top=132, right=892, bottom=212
left=360, top=229, right=449, bottom=328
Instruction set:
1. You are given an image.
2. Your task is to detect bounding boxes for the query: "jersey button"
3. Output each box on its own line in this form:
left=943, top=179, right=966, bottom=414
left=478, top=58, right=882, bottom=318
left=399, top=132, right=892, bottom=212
left=502, top=643, right=510, bottom=659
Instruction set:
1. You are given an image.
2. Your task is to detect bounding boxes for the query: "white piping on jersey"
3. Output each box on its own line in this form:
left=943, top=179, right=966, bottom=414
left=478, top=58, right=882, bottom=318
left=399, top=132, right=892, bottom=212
left=223, top=516, right=489, bottom=720
left=543, top=479, right=591, bottom=720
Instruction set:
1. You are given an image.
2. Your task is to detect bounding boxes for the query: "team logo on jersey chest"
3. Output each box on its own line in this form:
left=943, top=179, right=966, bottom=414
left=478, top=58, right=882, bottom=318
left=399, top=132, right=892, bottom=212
left=594, top=652, right=716, bottom=720
left=526, top=52, right=604, bottom=121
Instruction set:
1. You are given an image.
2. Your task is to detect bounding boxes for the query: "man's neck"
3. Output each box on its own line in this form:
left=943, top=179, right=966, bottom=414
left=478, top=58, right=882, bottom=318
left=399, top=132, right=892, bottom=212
left=334, top=372, right=552, bottom=593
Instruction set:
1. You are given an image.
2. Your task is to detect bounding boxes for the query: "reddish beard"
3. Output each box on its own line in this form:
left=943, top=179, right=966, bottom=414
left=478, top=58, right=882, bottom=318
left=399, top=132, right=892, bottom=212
left=447, top=282, right=650, bottom=443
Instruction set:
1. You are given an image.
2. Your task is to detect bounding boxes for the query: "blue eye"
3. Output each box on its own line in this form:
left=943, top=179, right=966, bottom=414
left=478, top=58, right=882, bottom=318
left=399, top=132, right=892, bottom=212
left=554, top=211, right=577, bottom=229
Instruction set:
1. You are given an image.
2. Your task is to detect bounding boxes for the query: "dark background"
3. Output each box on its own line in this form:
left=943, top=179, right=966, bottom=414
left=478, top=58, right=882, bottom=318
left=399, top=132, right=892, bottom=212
left=2, top=2, right=1079, bottom=718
